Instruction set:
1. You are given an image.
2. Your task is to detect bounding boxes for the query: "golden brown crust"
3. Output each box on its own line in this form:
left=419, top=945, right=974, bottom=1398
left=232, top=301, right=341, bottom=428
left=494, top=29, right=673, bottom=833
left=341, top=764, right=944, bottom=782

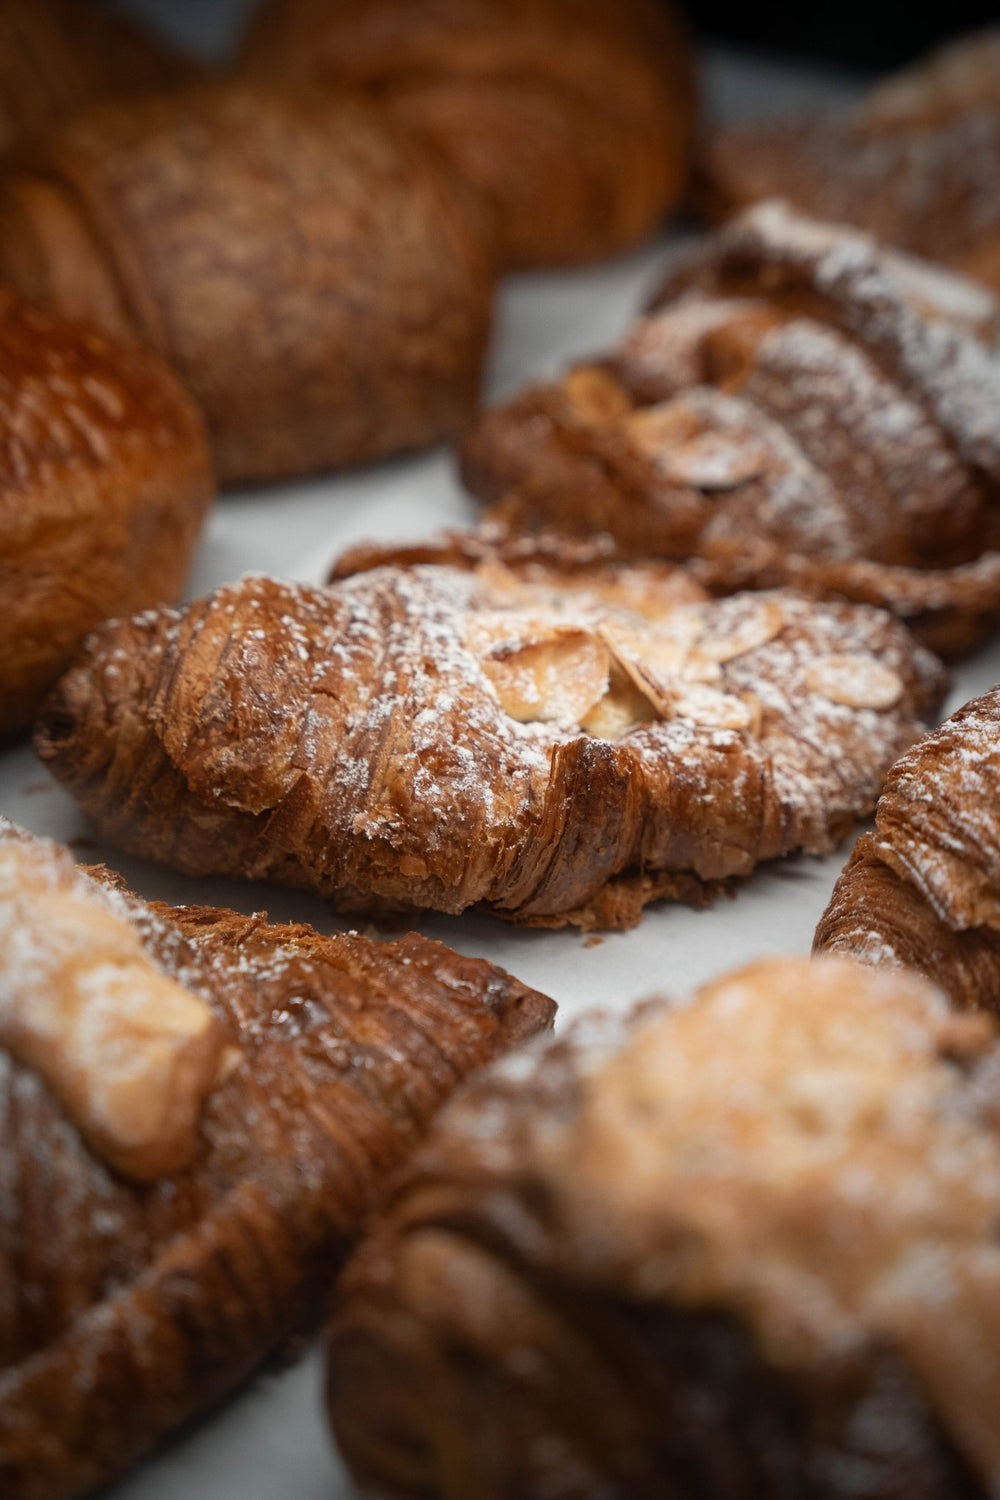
left=0, top=292, right=212, bottom=739
left=0, top=82, right=494, bottom=486
left=460, top=203, right=1000, bottom=657
left=701, top=31, right=1000, bottom=293
left=328, top=956, right=999, bottom=1499
left=35, top=547, right=945, bottom=930
left=815, top=687, right=1000, bottom=1014
left=0, top=825, right=553, bottom=1500
left=0, top=0, right=196, bottom=159
left=239, top=0, right=697, bottom=270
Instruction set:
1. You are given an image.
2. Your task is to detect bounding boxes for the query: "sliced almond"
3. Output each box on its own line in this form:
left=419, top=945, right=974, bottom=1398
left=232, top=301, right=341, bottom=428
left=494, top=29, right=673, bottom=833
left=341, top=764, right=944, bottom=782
left=693, top=601, right=786, bottom=664
left=625, top=400, right=773, bottom=489
left=475, top=623, right=611, bottom=726
left=562, top=365, right=633, bottom=430
left=581, top=668, right=659, bottom=741
left=670, top=683, right=761, bottom=732
left=0, top=830, right=224, bottom=1182
left=805, top=654, right=905, bottom=710
left=598, top=621, right=687, bottom=716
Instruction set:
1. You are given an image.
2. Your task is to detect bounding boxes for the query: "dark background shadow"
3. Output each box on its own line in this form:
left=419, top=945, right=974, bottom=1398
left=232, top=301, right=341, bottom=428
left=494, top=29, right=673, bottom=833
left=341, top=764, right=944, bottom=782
left=100, top=0, right=996, bottom=72
left=684, top=0, right=995, bottom=69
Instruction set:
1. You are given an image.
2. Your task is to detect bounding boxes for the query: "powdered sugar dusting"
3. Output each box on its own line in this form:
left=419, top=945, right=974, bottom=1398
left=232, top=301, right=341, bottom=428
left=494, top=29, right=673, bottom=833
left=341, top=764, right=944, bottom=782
left=0, top=820, right=223, bottom=1179
left=657, top=200, right=1000, bottom=478
left=51, top=557, right=945, bottom=924
left=869, top=690, right=1000, bottom=931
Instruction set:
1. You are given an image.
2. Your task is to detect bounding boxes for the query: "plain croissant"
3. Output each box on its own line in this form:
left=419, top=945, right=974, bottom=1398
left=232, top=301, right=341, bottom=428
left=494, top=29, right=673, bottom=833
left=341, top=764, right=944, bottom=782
left=239, top=0, right=697, bottom=270
left=328, top=954, right=1000, bottom=1499
left=461, top=201, right=1000, bottom=658
left=0, top=820, right=553, bottom=1500
left=35, top=537, right=945, bottom=930
left=0, top=81, right=494, bottom=486
left=0, top=290, right=212, bottom=738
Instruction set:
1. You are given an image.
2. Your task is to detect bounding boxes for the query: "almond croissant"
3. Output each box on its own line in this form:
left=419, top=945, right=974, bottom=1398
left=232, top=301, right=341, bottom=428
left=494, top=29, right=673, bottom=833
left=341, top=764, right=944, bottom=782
left=35, top=542, right=945, bottom=930
left=815, top=686, right=1000, bottom=1015
left=328, top=955, right=1000, bottom=1499
left=702, top=29, right=1000, bottom=294
left=0, top=291, right=212, bottom=739
left=238, top=0, right=697, bottom=270
left=461, top=201, right=1000, bottom=658
left=0, top=820, right=553, bottom=1500
left=0, top=83, right=493, bottom=486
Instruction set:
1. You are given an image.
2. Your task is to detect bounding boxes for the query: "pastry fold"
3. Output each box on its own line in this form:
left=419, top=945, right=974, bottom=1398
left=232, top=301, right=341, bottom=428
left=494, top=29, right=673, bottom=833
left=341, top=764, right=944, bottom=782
left=328, top=955, right=1000, bottom=1499
left=0, top=821, right=552, bottom=1500
left=0, top=83, right=493, bottom=485
left=238, top=0, right=696, bottom=270
left=36, top=541, right=945, bottom=929
left=460, top=202, right=1000, bottom=657
left=815, top=686, right=1000, bottom=1013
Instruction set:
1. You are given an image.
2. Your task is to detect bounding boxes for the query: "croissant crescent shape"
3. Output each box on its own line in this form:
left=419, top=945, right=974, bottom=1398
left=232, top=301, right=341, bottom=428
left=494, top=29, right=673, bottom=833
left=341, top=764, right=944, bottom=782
left=460, top=201, right=1000, bottom=657
left=815, top=686, right=1000, bottom=1014
left=0, top=83, right=493, bottom=485
left=35, top=540, right=945, bottom=930
left=327, top=955, right=1000, bottom=1499
left=0, top=822, right=553, bottom=1500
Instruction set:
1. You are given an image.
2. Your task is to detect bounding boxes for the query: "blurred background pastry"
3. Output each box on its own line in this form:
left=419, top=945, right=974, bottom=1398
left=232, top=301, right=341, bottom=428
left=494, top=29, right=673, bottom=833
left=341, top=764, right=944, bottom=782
left=0, top=82, right=494, bottom=486
left=0, top=292, right=212, bottom=739
left=0, top=0, right=196, bottom=158
left=329, top=954, right=1000, bottom=1499
left=461, top=202, right=1000, bottom=658
left=238, top=0, right=698, bottom=270
left=703, top=31, right=1000, bottom=293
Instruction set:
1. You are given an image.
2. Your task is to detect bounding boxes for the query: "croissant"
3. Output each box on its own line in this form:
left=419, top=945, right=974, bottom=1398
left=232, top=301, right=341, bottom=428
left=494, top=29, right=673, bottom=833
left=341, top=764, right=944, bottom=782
left=461, top=201, right=1000, bottom=658
left=0, top=291, right=212, bottom=739
left=702, top=29, right=1000, bottom=293
left=0, top=819, right=553, bottom=1500
left=815, top=687, right=1000, bottom=1015
left=238, top=0, right=697, bottom=270
left=0, top=0, right=195, bottom=159
left=34, top=538, right=945, bottom=930
left=328, top=954, right=1000, bottom=1499
left=0, top=82, right=493, bottom=486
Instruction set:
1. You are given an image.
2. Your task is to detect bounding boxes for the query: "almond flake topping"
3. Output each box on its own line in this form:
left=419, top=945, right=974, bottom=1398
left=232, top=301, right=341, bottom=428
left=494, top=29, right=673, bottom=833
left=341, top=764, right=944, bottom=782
left=0, top=822, right=225, bottom=1180
left=806, top=654, right=905, bottom=709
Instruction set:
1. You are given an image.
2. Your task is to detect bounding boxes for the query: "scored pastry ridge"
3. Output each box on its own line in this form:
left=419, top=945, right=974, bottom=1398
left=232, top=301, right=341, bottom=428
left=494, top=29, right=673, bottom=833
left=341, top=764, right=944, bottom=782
left=460, top=200, right=1000, bottom=658
left=815, top=686, right=1000, bottom=1014
left=0, top=82, right=494, bottom=486
left=0, top=290, right=212, bottom=739
left=36, top=542, right=946, bottom=930
left=0, top=819, right=553, bottom=1500
left=238, top=0, right=697, bottom=270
